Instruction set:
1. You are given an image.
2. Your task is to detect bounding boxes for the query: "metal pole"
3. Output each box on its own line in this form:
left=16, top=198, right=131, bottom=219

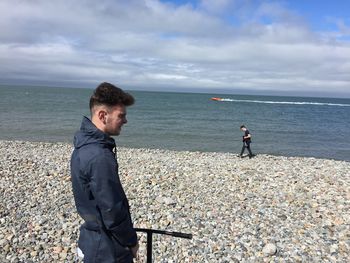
left=135, top=228, right=192, bottom=263
left=146, top=231, right=153, bottom=263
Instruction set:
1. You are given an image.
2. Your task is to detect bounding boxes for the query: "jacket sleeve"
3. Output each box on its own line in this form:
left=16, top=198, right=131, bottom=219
left=89, top=153, right=137, bottom=247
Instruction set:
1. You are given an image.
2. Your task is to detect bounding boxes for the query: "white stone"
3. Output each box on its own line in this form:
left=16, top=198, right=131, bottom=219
left=262, top=243, right=277, bottom=256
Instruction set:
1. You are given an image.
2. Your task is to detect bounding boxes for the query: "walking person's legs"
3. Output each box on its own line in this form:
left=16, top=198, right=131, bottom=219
left=246, top=142, right=254, bottom=158
left=240, top=143, right=246, bottom=157
left=247, top=146, right=253, bottom=158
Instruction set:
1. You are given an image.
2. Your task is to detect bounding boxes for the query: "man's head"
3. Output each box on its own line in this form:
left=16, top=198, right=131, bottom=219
left=90, top=82, right=135, bottom=136
left=240, top=125, right=246, bottom=132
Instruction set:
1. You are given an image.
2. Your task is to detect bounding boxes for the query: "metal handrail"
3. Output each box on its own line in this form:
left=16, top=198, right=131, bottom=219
left=135, top=228, right=192, bottom=263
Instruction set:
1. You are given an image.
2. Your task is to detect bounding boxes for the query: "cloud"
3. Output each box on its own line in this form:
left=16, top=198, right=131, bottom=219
left=0, top=0, right=349, bottom=97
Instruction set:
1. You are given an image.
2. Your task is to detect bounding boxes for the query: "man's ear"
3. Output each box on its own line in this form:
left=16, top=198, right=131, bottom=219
left=97, top=109, right=107, bottom=125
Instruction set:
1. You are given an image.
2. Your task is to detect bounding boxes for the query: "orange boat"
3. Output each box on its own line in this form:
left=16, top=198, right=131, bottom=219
left=211, top=97, right=222, bottom=101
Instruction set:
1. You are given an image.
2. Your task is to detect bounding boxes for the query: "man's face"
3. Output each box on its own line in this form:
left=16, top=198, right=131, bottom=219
left=105, top=104, right=127, bottom=136
left=241, top=127, right=246, bottom=132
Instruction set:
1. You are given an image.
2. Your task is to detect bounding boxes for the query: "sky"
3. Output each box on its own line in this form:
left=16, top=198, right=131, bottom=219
left=1, top=0, right=350, bottom=97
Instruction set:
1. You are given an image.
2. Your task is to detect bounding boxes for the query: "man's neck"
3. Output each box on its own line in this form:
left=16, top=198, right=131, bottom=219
left=91, top=117, right=108, bottom=135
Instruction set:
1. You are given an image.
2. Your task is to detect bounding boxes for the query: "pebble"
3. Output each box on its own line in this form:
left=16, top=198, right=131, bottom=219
left=262, top=243, right=277, bottom=256
left=0, top=140, right=350, bottom=262
left=52, top=246, right=63, bottom=254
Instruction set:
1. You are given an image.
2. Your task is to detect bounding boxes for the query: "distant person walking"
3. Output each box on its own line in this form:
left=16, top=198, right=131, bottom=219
left=239, top=125, right=255, bottom=158
left=71, top=82, right=138, bottom=262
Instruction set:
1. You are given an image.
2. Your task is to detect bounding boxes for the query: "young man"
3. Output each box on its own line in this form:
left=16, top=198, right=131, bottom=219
left=239, top=125, right=255, bottom=158
left=71, top=82, right=138, bottom=262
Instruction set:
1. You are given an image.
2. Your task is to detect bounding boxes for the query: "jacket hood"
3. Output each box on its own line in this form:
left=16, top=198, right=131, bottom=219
left=73, top=116, right=116, bottom=149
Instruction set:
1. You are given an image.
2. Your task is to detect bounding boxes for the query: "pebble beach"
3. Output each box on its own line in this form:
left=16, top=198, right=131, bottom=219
left=1, top=140, right=349, bottom=262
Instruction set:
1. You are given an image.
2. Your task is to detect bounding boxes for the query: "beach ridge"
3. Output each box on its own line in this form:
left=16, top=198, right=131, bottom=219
left=1, top=140, right=349, bottom=262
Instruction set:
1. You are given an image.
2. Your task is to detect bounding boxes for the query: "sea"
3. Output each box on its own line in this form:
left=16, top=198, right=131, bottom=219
left=0, top=85, right=349, bottom=161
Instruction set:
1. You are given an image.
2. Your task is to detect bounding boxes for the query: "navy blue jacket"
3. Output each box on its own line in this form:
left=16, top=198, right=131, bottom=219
left=71, top=117, right=137, bottom=262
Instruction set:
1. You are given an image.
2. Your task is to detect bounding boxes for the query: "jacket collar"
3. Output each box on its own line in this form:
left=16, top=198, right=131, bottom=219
left=74, top=116, right=116, bottom=149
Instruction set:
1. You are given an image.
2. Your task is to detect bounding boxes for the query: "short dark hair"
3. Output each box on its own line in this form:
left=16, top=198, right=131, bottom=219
left=89, top=82, right=135, bottom=110
left=240, top=125, right=246, bottom=129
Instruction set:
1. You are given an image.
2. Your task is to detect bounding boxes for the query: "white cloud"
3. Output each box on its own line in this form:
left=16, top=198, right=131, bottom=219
left=0, top=0, right=349, bottom=97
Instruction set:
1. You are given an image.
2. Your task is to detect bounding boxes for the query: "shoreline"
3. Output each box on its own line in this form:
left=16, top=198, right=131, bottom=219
left=1, top=139, right=349, bottom=163
left=1, top=140, right=350, bottom=262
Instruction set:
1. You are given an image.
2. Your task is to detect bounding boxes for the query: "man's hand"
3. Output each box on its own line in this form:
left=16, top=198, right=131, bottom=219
left=130, top=242, right=139, bottom=258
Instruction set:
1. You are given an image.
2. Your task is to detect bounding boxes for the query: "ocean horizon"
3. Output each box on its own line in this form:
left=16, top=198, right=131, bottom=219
left=0, top=84, right=349, bottom=161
